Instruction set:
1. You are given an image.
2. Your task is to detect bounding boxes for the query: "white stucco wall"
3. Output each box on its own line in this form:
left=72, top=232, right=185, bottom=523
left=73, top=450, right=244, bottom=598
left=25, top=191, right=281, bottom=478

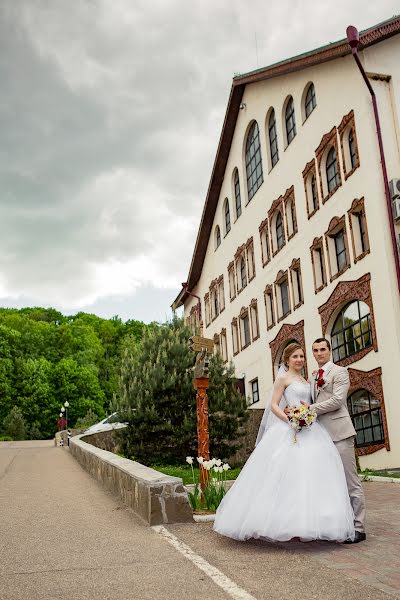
left=184, top=36, right=400, bottom=469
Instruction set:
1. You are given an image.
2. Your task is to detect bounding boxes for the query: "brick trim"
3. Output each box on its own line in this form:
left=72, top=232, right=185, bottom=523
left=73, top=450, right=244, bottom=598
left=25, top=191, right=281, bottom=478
left=302, top=158, right=319, bottom=219
left=269, top=320, right=308, bottom=381
left=325, top=215, right=351, bottom=282
left=348, top=197, right=370, bottom=263
left=310, top=236, right=327, bottom=294
left=338, top=110, right=360, bottom=180
left=316, top=126, right=342, bottom=203
left=317, top=273, right=378, bottom=366
left=348, top=367, right=390, bottom=455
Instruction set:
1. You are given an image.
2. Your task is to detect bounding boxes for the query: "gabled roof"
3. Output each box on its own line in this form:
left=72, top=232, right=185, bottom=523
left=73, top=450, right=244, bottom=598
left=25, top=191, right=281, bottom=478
left=173, top=15, right=400, bottom=308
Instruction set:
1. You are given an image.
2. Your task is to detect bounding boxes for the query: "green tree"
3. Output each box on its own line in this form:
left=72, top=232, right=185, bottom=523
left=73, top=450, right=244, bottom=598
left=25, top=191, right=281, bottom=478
left=74, top=409, right=101, bottom=430
left=208, top=354, right=249, bottom=459
left=117, top=318, right=248, bottom=465
left=2, top=406, right=27, bottom=440
left=51, top=358, right=106, bottom=426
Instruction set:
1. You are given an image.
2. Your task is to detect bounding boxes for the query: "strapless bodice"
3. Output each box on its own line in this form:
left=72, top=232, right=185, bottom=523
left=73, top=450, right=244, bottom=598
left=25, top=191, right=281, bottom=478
left=283, top=380, right=311, bottom=407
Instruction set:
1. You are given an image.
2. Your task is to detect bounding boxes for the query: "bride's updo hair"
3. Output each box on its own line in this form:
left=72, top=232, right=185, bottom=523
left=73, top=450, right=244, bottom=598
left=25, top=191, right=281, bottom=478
left=282, top=342, right=304, bottom=367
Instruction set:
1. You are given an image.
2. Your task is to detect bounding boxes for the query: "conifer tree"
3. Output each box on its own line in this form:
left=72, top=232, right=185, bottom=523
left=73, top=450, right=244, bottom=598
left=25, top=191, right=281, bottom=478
left=116, top=318, right=248, bottom=465
left=2, top=406, right=27, bottom=441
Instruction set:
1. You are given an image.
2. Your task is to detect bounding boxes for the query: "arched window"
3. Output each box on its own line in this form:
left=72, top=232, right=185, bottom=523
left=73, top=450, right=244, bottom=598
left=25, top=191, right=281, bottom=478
left=276, top=211, right=284, bottom=250
left=215, top=225, right=221, bottom=249
left=347, top=389, right=384, bottom=448
left=224, top=199, right=231, bottom=235
left=331, top=300, right=372, bottom=362
left=245, top=121, right=264, bottom=201
left=233, top=169, right=242, bottom=218
left=311, top=174, right=318, bottom=211
left=305, top=83, right=316, bottom=118
left=285, top=97, right=296, bottom=145
left=240, top=257, right=247, bottom=288
left=349, top=128, right=356, bottom=169
left=326, top=147, right=339, bottom=193
left=268, top=109, right=279, bottom=167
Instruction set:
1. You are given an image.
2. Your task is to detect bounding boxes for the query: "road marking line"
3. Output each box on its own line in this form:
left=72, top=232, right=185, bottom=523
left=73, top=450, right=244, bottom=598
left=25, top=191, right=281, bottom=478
left=152, top=525, right=257, bottom=600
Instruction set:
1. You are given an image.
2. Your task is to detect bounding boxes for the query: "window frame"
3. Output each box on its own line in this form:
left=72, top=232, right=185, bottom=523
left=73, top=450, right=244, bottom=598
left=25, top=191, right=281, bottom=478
left=304, top=83, right=316, bottom=119
left=245, top=121, right=264, bottom=202
left=249, top=378, right=260, bottom=405
left=331, top=300, right=373, bottom=363
left=233, top=168, right=242, bottom=219
left=268, top=109, right=279, bottom=168
left=347, top=389, right=384, bottom=448
left=285, top=96, right=297, bottom=146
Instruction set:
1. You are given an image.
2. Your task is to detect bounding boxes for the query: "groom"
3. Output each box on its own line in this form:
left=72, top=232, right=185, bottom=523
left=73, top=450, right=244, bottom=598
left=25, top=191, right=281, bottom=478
left=307, top=338, right=366, bottom=543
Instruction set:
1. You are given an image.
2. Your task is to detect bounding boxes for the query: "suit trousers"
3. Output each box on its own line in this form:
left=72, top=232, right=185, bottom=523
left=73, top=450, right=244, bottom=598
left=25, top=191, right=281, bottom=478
left=334, top=436, right=366, bottom=532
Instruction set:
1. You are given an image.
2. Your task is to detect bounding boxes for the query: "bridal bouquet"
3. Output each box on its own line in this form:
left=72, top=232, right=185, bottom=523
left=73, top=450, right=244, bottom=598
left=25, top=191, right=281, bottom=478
left=287, top=405, right=316, bottom=443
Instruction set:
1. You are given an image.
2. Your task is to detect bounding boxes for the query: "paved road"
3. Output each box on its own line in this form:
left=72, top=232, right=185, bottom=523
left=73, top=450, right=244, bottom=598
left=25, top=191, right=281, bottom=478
left=0, top=441, right=399, bottom=600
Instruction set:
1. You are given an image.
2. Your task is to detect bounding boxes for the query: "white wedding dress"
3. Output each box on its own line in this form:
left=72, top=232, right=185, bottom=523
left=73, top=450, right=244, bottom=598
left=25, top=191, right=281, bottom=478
left=213, top=380, right=355, bottom=542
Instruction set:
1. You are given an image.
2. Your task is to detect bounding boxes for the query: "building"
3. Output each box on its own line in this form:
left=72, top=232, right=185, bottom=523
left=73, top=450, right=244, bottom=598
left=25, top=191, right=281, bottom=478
left=173, top=16, right=400, bottom=469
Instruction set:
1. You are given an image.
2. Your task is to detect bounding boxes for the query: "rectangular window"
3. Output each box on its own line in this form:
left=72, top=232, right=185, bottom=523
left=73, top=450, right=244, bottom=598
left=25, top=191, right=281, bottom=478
left=250, top=379, right=260, bottom=405
left=204, top=294, right=211, bottom=326
left=218, top=278, right=225, bottom=312
left=357, top=212, right=366, bottom=253
left=334, top=230, right=347, bottom=272
left=240, top=313, right=251, bottom=349
left=228, top=266, right=236, bottom=300
left=246, top=241, right=256, bottom=281
left=265, top=288, right=275, bottom=329
left=290, top=262, right=303, bottom=308
left=220, top=329, right=228, bottom=362
left=280, top=280, right=289, bottom=317
left=250, top=302, right=259, bottom=340
left=231, top=319, right=239, bottom=355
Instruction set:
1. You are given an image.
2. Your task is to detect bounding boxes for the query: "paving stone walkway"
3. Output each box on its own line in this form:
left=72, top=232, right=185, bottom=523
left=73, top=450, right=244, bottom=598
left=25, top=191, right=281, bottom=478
left=1, top=441, right=399, bottom=599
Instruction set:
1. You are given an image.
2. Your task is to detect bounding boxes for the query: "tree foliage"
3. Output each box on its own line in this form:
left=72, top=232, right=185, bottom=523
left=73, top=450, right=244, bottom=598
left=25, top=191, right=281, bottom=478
left=116, top=318, right=248, bottom=465
left=0, top=307, right=147, bottom=439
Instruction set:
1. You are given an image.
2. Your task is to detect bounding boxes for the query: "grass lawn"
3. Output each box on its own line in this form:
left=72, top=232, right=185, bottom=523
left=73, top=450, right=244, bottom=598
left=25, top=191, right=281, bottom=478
left=360, top=469, right=400, bottom=479
left=151, top=464, right=242, bottom=485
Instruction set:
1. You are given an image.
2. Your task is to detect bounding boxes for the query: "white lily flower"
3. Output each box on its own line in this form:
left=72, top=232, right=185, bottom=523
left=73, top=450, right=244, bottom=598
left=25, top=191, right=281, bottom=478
left=213, top=465, right=219, bottom=473
left=197, top=456, right=204, bottom=464
left=215, top=459, right=222, bottom=467
left=203, top=461, right=212, bottom=471
left=222, top=463, right=231, bottom=471
left=186, top=456, right=194, bottom=465
left=218, top=466, right=224, bottom=473
left=210, top=458, right=217, bottom=466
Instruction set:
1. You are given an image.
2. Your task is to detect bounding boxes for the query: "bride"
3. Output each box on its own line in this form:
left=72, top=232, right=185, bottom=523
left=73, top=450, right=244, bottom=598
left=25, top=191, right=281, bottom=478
left=213, top=342, right=355, bottom=543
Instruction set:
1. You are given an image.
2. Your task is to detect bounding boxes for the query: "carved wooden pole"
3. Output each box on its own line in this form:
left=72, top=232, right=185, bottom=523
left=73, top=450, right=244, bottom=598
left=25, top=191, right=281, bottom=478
left=193, top=376, right=210, bottom=490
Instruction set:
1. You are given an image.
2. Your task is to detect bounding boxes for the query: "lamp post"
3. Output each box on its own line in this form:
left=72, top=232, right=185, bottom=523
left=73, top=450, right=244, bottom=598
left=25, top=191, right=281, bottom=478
left=64, top=401, right=69, bottom=431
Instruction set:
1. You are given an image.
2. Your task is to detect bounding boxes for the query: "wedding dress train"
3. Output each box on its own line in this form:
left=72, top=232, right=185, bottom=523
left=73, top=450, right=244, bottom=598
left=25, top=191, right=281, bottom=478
left=213, top=380, right=355, bottom=542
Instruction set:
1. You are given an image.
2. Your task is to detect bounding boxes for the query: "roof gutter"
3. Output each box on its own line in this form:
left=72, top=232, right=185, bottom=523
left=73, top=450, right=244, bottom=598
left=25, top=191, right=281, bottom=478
left=346, top=25, right=400, bottom=296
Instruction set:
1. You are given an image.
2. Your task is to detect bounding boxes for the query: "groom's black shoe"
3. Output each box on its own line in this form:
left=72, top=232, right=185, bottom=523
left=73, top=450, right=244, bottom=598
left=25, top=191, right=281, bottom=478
left=344, top=531, right=366, bottom=544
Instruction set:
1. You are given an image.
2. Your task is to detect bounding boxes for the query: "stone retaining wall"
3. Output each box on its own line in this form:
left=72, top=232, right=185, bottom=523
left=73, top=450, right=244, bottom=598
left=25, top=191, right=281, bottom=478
left=69, top=434, right=194, bottom=526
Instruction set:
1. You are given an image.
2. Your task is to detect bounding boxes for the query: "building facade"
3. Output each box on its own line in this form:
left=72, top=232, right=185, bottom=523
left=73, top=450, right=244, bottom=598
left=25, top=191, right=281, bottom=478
left=173, top=17, right=400, bottom=469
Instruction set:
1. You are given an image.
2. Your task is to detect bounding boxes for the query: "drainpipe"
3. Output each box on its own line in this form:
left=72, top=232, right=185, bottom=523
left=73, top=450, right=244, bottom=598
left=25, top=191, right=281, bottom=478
left=346, top=25, right=400, bottom=296
left=182, top=282, right=203, bottom=333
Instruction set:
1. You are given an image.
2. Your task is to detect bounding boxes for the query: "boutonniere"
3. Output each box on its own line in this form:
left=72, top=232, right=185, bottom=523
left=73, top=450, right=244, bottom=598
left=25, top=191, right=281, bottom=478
left=314, top=372, right=325, bottom=388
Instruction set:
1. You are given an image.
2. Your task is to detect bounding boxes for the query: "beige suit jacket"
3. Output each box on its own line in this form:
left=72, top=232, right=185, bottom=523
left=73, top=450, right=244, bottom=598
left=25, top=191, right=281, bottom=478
left=309, top=363, right=356, bottom=442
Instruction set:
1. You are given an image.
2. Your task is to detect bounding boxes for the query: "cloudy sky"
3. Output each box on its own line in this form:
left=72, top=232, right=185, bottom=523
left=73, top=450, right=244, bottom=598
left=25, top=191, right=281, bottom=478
left=0, top=1, right=398, bottom=322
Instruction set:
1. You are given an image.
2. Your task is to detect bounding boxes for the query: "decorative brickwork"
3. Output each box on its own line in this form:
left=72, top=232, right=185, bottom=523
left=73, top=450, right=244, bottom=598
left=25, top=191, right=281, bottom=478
left=310, top=236, right=327, bottom=294
left=269, top=320, right=308, bottom=381
left=348, top=367, right=390, bottom=456
left=348, top=197, right=370, bottom=263
left=315, top=126, right=342, bottom=203
left=302, top=158, right=319, bottom=219
left=325, top=215, right=351, bottom=282
left=283, top=185, right=297, bottom=241
left=338, top=110, right=360, bottom=180
left=318, top=273, right=378, bottom=366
